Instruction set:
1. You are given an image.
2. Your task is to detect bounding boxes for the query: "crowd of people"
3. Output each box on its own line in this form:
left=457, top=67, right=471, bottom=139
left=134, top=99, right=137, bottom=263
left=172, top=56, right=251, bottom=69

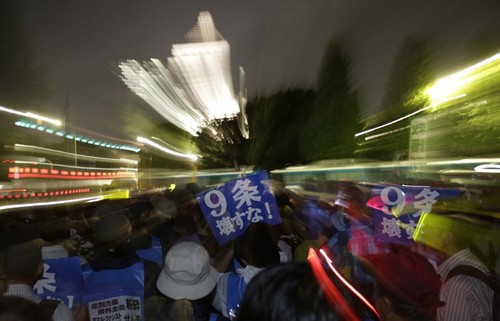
left=0, top=178, right=498, bottom=321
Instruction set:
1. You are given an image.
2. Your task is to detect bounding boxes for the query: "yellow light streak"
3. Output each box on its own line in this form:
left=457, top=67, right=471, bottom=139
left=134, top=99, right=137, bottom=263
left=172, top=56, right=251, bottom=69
left=425, top=52, right=500, bottom=104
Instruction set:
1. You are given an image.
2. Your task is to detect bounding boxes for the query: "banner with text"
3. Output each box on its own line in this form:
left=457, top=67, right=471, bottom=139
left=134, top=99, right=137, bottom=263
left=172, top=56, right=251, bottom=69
left=368, top=185, right=461, bottom=245
left=196, top=171, right=281, bottom=245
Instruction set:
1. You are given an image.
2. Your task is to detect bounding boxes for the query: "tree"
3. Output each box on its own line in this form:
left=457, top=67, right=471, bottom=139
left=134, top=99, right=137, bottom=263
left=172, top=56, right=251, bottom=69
left=299, top=41, right=362, bottom=162
left=379, top=35, right=433, bottom=119
left=194, top=118, right=248, bottom=169
left=358, top=35, right=434, bottom=160
left=246, top=89, right=315, bottom=170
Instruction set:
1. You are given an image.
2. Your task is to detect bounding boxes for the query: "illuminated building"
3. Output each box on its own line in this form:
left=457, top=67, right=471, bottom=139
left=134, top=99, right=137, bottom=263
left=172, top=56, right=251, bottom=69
left=119, top=11, right=248, bottom=139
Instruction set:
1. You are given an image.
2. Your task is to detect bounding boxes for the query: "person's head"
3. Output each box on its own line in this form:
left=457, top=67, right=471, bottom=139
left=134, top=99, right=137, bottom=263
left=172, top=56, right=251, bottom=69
left=237, top=262, right=339, bottom=321
left=156, top=241, right=217, bottom=300
left=360, top=246, right=443, bottom=321
left=91, top=212, right=132, bottom=245
left=175, top=188, right=196, bottom=216
left=290, top=199, right=332, bottom=240
left=172, top=188, right=202, bottom=237
left=149, top=194, right=177, bottom=221
left=336, top=184, right=373, bottom=225
left=413, top=197, right=492, bottom=259
left=233, top=222, right=280, bottom=268
left=91, top=199, right=130, bottom=220
left=0, top=238, right=45, bottom=284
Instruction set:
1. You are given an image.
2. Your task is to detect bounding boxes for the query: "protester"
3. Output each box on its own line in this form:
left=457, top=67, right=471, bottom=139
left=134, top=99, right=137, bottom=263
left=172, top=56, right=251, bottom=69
left=360, top=245, right=443, bottom=321
left=83, top=206, right=162, bottom=321
left=237, top=262, right=342, bottom=321
left=66, top=205, right=96, bottom=265
left=274, top=190, right=302, bottom=262
left=325, top=183, right=390, bottom=297
left=414, top=200, right=495, bottom=321
left=126, top=198, right=166, bottom=267
left=290, top=198, right=331, bottom=263
left=154, top=242, right=218, bottom=321
left=212, top=222, right=281, bottom=319
left=154, top=188, right=203, bottom=255
left=0, top=223, right=85, bottom=321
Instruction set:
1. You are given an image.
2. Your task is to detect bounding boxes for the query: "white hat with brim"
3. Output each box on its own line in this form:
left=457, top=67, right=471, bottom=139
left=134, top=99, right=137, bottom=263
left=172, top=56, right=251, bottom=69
left=156, top=241, right=218, bottom=300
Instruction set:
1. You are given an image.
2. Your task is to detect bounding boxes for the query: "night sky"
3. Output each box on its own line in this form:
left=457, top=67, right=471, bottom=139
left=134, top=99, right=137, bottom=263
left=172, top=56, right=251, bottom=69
left=13, top=0, right=500, bottom=141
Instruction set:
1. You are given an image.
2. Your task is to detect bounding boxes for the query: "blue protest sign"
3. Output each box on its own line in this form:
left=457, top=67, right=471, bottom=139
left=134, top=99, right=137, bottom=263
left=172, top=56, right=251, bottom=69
left=368, top=185, right=461, bottom=245
left=196, top=171, right=281, bottom=245
left=33, top=256, right=83, bottom=308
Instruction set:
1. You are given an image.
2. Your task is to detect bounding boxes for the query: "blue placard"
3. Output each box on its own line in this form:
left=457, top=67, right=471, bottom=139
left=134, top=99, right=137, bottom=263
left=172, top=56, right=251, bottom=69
left=368, top=185, right=461, bottom=245
left=196, top=171, right=281, bottom=245
left=33, top=256, right=83, bottom=308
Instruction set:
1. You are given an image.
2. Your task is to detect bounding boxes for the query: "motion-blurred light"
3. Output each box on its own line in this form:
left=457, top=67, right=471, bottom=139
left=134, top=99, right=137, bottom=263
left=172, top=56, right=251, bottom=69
left=425, top=52, right=500, bottom=105
left=119, top=12, right=248, bottom=140
left=137, top=136, right=198, bottom=161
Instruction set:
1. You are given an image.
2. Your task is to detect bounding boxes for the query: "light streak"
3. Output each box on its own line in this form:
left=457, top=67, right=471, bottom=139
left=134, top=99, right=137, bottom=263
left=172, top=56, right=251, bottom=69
left=137, top=137, right=198, bottom=161
left=119, top=59, right=205, bottom=136
left=237, top=66, right=250, bottom=139
left=425, top=52, right=500, bottom=104
left=15, top=119, right=141, bottom=153
left=8, top=167, right=136, bottom=180
left=355, top=94, right=465, bottom=137
left=474, top=164, right=500, bottom=173
left=119, top=12, right=244, bottom=141
left=307, top=248, right=362, bottom=321
left=426, top=158, right=500, bottom=165
left=319, top=248, right=380, bottom=319
left=364, top=125, right=411, bottom=141
left=14, top=144, right=139, bottom=165
left=0, top=196, right=102, bottom=212
left=151, top=136, right=200, bottom=158
left=0, top=105, right=61, bottom=126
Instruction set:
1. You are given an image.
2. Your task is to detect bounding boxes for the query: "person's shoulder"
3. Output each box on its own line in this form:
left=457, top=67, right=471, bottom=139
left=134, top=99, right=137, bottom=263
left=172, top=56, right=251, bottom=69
left=52, top=300, right=75, bottom=321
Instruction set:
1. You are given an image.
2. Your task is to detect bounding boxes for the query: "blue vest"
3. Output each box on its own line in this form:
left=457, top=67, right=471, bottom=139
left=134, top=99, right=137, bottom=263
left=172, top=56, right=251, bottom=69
left=82, top=261, right=145, bottom=321
left=33, top=256, right=83, bottom=309
left=136, top=235, right=164, bottom=267
left=226, top=273, right=247, bottom=318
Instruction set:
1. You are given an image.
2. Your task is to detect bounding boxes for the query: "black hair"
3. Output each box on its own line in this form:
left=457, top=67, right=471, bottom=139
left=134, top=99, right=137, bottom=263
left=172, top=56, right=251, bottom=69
left=237, top=263, right=339, bottom=321
left=233, top=222, right=280, bottom=268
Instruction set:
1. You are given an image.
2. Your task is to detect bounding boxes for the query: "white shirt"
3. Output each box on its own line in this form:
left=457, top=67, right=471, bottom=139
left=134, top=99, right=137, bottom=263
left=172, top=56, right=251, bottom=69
left=212, top=265, right=264, bottom=318
left=436, top=248, right=494, bottom=321
left=4, top=283, right=75, bottom=321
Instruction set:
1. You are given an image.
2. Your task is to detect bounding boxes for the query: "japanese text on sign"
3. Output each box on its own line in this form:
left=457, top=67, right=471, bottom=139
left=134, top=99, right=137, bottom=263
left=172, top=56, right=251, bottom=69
left=371, top=185, right=460, bottom=244
left=33, top=257, right=83, bottom=308
left=197, top=171, right=281, bottom=245
left=88, top=296, right=142, bottom=321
